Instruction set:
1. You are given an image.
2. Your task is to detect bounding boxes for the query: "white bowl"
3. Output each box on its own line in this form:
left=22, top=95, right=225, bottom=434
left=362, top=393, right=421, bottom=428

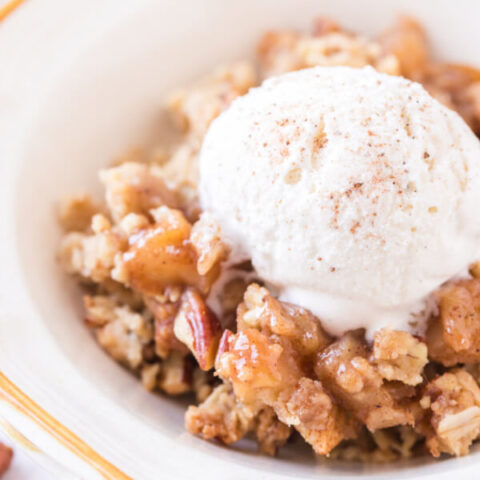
left=1, top=0, right=479, bottom=478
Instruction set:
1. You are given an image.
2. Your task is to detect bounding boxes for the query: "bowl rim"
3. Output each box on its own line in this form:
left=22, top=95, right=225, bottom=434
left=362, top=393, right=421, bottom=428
left=2, top=1, right=480, bottom=479
left=0, top=373, right=130, bottom=479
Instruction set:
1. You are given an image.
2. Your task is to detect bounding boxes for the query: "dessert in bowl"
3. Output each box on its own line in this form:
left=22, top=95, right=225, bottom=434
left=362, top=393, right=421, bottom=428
left=58, top=12, right=480, bottom=463
left=3, top=1, right=480, bottom=478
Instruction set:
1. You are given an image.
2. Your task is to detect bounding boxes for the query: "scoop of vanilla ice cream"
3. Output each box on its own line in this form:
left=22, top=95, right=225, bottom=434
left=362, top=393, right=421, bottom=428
left=199, top=66, right=480, bottom=336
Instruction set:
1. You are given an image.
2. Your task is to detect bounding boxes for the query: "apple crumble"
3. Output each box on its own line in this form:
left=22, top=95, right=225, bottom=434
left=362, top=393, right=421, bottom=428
left=59, top=16, right=480, bottom=462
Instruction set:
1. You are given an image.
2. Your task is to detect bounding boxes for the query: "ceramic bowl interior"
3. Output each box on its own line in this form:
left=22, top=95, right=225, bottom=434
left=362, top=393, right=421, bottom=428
left=3, top=0, right=480, bottom=478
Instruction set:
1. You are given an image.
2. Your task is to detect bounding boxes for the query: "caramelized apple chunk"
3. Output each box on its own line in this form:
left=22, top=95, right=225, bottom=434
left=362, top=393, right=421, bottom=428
left=420, top=369, right=480, bottom=457
left=315, top=332, right=413, bottom=431
left=427, top=278, right=480, bottom=366
left=119, top=207, right=218, bottom=296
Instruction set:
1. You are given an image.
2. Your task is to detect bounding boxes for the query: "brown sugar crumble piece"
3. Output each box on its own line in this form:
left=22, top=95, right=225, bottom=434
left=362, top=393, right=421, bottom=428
left=257, top=19, right=399, bottom=79
left=372, top=329, right=428, bottom=386
left=59, top=215, right=127, bottom=284
left=83, top=293, right=212, bottom=399
left=427, top=278, right=480, bottom=366
left=190, top=213, right=230, bottom=276
left=99, top=162, right=179, bottom=223
left=281, top=377, right=359, bottom=455
left=419, top=369, right=480, bottom=456
left=58, top=193, right=102, bottom=232
left=253, top=406, right=292, bottom=456
left=186, top=382, right=291, bottom=454
left=167, top=61, right=256, bottom=140
left=158, top=62, right=257, bottom=217
left=186, top=383, right=257, bottom=445
left=84, top=294, right=153, bottom=370
left=315, top=331, right=414, bottom=431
